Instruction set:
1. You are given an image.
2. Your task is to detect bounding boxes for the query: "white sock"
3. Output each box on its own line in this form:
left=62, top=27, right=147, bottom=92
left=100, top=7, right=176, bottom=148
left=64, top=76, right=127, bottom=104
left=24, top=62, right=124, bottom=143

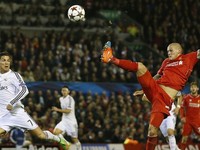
left=16, top=145, right=23, bottom=150
left=168, top=135, right=176, bottom=150
left=76, top=141, right=82, bottom=150
left=43, top=130, right=60, bottom=142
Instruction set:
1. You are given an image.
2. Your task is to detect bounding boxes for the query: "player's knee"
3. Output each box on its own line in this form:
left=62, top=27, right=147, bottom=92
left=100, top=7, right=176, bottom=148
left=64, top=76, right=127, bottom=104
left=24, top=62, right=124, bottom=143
left=137, top=62, right=147, bottom=75
left=182, top=136, right=188, bottom=143
left=0, top=132, right=6, bottom=137
left=167, top=129, right=174, bottom=136
left=53, top=130, right=59, bottom=135
left=0, top=128, right=6, bottom=137
left=72, top=137, right=79, bottom=143
left=53, top=128, right=62, bottom=135
left=148, top=125, right=158, bottom=137
left=37, top=132, right=46, bottom=140
left=138, top=62, right=146, bottom=70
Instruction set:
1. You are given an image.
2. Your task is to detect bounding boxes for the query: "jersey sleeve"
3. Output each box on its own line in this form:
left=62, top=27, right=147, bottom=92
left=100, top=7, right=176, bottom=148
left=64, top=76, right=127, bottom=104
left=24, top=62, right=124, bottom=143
left=65, top=96, right=74, bottom=110
left=10, top=72, right=29, bottom=106
left=186, top=51, right=199, bottom=64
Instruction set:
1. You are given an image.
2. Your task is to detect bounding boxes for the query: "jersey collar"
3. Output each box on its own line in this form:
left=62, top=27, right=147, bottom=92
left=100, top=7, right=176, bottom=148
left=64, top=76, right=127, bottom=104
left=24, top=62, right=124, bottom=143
left=0, top=69, right=11, bottom=76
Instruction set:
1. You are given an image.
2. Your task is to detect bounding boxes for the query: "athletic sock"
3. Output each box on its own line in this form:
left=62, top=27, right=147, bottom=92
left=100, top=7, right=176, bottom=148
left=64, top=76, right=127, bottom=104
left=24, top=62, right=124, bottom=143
left=16, top=145, right=23, bottom=150
left=43, top=130, right=60, bottom=142
left=168, top=135, right=176, bottom=150
left=75, top=141, right=82, bottom=150
left=146, top=137, right=158, bottom=150
left=111, top=58, right=138, bottom=72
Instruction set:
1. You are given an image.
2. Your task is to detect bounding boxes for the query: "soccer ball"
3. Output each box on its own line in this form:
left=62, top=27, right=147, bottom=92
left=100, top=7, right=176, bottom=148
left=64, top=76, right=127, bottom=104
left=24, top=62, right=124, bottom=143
left=67, top=5, right=85, bottom=22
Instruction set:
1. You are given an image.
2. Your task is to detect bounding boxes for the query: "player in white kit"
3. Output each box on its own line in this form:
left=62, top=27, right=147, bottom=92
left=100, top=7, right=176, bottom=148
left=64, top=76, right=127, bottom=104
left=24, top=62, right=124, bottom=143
left=52, top=86, right=82, bottom=150
left=0, top=51, right=70, bottom=150
left=133, top=90, right=181, bottom=150
left=159, top=102, right=181, bottom=150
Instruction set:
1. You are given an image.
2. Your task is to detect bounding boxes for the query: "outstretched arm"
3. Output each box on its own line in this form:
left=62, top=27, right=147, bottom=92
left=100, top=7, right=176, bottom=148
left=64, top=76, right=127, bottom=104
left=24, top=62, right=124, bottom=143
left=133, top=90, right=150, bottom=102
left=173, top=92, right=182, bottom=115
left=52, top=106, right=71, bottom=113
left=7, top=72, right=29, bottom=110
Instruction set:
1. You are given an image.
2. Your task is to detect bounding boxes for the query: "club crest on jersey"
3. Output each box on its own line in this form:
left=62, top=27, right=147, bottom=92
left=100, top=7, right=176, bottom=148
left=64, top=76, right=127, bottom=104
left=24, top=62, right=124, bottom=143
left=166, top=60, right=183, bottom=67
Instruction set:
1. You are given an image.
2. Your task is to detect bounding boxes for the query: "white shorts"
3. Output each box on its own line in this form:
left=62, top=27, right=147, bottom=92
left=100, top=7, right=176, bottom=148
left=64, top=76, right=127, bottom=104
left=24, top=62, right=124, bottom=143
left=55, top=120, right=78, bottom=138
left=159, top=114, right=177, bottom=137
left=0, top=107, right=38, bottom=132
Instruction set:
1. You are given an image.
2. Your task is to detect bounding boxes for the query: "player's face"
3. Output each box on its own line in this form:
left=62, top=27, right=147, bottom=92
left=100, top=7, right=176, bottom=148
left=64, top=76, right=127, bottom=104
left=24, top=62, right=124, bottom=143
left=0, top=55, right=11, bottom=73
left=61, top=88, right=70, bottom=97
left=167, top=45, right=181, bottom=60
left=190, top=85, right=199, bottom=94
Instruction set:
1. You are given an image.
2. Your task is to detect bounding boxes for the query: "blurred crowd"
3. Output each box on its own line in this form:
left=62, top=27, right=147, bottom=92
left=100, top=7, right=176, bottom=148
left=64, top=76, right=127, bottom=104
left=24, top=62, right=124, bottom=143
left=2, top=89, right=199, bottom=145
left=25, top=90, right=151, bottom=144
left=0, top=89, right=184, bottom=145
left=0, top=0, right=199, bottom=83
left=0, top=0, right=200, bottom=146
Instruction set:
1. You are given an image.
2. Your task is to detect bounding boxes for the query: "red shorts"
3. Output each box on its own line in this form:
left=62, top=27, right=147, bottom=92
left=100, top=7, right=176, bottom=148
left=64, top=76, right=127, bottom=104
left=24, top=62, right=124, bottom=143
left=182, top=121, right=200, bottom=136
left=150, top=112, right=167, bottom=128
left=137, top=71, right=173, bottom=127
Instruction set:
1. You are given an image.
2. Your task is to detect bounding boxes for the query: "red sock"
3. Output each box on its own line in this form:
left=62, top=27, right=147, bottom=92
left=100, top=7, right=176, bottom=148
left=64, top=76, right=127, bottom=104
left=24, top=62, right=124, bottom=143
left=111, top=57, right=138, bottom=72
left=146, top=137, right=158, bottom=150
left=180, top=143, right=187, bottom=150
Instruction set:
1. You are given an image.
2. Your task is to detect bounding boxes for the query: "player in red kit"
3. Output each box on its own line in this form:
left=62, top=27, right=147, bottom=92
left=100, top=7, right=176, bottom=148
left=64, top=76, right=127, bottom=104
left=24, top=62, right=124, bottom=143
left=101, top=41, right=200, bottom=150
left=180, top=82, right=200, bottom=150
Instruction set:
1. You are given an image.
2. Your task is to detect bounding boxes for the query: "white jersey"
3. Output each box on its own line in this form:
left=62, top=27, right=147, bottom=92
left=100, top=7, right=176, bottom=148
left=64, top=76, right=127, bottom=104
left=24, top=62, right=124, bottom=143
left=169, top=102, right=176, bottom=116
left=0, top=69, right=29, bottom=118
left=60, top=95, right=77, bottom=124
left=55, top=95, right=78, bottom=137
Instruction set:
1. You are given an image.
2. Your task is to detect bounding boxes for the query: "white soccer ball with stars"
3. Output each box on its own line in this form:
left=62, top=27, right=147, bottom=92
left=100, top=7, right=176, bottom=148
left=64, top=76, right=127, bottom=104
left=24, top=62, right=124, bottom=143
left=67, top=5, right=85, bottom=22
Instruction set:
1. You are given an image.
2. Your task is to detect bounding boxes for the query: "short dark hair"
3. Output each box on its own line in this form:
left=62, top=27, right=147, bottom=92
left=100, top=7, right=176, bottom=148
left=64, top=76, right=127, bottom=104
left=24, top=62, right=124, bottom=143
left=190, top=82, right=198, bottom=87
left=0, top=51, right=12, bottom=58
left=62, top=86, right=70, bottom=90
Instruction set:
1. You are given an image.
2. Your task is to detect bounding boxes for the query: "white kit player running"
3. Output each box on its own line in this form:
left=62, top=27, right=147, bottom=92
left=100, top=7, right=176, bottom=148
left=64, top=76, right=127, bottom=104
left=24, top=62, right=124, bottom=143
left=52, top=86, right=82, bottom=150
left=0, top=51, right=70, bottom=150
left=160, top=101, right=181, bottom=150
left=133, top=90, right=181, bottom=150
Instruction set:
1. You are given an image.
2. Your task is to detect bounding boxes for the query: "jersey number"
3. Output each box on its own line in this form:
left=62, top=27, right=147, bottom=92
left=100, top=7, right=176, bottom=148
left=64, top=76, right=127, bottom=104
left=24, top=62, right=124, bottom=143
left=27, top=119, right=33, bottom=126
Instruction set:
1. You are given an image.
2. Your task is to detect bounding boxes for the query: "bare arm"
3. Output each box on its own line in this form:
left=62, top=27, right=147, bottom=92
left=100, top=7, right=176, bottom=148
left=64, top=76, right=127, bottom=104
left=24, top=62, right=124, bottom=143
left=52, top=106, right=71, bottom=113
left=197, top=49, right=200, bottom=59
left=173, top=92, right=183, bottom=115
left=141, top=94, right=150, bottom=102
left=133, top=90, right=150, bottom=102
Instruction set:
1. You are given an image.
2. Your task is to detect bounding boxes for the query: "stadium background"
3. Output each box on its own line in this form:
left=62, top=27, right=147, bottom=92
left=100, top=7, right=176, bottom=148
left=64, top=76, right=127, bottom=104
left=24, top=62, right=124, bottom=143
left=0, top=0, right=199, bottom=149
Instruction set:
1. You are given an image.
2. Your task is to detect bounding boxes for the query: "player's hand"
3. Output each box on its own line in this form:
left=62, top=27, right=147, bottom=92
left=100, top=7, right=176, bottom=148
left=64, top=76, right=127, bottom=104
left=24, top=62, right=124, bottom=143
left=181, top=117, right=186, bottom=123
left=52, top=106, right=59, bottom=111
left=133, top=90, right=150, bottom=102
left=133, top=90, right=144, bottom=96
left=173, top=107, right=180, bottom=115
left=6, top=104, right=13, bottom=111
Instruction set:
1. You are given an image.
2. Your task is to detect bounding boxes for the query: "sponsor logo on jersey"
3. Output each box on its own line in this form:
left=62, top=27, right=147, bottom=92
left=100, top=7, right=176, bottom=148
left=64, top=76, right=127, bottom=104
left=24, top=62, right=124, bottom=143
left=189, top=102, right=199, bottom=108
left=166, top=61, right=183, bottom=67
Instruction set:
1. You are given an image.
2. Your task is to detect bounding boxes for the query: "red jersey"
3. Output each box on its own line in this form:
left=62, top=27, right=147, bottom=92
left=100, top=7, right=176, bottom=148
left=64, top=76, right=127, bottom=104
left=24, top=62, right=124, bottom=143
left=181, top=94, right=200, bottom=121
left=157, top=51, right=199, bottom=91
